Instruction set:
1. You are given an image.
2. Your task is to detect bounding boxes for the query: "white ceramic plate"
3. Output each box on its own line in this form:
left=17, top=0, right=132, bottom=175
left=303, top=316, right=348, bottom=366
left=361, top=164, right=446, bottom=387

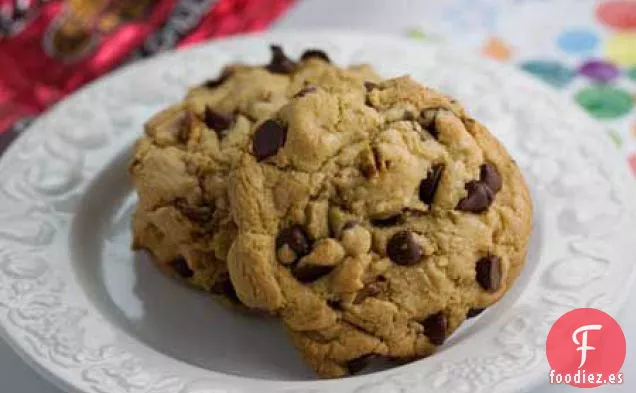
left=1, top=31, right=635, bottom=393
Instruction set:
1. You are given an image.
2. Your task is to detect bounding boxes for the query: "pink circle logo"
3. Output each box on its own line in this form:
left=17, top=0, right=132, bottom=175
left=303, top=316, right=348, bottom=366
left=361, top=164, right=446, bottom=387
left=546, top=308, right=626, bottom=388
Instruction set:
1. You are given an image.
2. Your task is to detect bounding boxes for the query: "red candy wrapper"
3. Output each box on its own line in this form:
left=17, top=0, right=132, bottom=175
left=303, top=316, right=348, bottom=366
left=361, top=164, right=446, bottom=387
left=0, top=0, right=294, bottom=147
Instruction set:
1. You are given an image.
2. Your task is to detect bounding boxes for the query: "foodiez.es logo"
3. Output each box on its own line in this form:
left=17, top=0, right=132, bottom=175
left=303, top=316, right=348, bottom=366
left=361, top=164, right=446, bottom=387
left=573, top=324, right=602, bottom=369
left=546, top=308, right=626, bottom=388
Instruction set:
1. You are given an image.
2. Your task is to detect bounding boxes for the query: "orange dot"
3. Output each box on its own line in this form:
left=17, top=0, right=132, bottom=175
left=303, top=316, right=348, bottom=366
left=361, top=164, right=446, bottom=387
left=481, top=37, right=512, bottom=61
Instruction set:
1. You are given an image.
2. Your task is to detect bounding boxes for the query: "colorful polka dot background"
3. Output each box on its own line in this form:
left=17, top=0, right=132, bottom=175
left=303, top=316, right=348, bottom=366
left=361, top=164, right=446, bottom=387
left=408, top=0, right=636, bottom=177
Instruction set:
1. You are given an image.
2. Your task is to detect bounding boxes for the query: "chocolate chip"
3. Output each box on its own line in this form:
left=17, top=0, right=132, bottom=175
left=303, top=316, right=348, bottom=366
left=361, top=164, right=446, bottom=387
left=266, top=45, right=296, bottom=74
left=467, top=308, right=485, bottom=318
left=204, top=68, right=231, bottom=89
left=347, top=355, right=373, bottom=375
left=300, top=49, right=331, bottom=63
left=403, top=110, right=416, bottom=121
left=360, top=146, right=385, bottom=177
left=360, top=146, right=381, bottom=177
left=371, top=214, right=402, bottom=227
left=252, top=119, right=287, bottom=160
left=476, top=255, right=502, bottom=292
left=419, top=109, right=440, bottom=138
left=204, top=107, right=233, bottom=134
left=480, top=163, right=502, bottom=193
left=364, top=81, right=378, bottom=91
left=327, top=299, right=342, bottom=310
left=293, top=264, right=335, bottom=283
left=364, top=82, right=379, bottom=108
left=224, top=281, right=241, bottom=303
left=456, top=180, right=494, bottom=213
left=293, top=85, right=317, bottom=98
left=176, top=199, right=214, bottom=223
left=342, top=220, right=359, bottom=231
left=170, top=257, right=193, bottom=279
left=354, top=282, right=384, bottom=304
left=456, top=164, right=501, bottom=213
left=276, top=225, right=310, bottom=257
left=360, top=163, right=375, bottom=178
left=387, top=230, right=423, bottom=266
left=421, top=312, right=447, bottom=345
left=419, top=164, right=445, bottom=205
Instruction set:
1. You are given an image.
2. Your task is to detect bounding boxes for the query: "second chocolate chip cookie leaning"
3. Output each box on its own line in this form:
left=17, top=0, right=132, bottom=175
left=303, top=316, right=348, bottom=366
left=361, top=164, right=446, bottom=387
left=226, top=76, right=532, bottom=377
left=130, top=46, right=380, bottom=306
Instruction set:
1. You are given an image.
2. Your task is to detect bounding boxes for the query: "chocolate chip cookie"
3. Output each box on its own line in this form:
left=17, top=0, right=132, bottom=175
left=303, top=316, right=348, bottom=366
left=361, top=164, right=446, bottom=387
left=130, top=46, right=380, bottom=304
left=226, top=76, right=532, bottom=377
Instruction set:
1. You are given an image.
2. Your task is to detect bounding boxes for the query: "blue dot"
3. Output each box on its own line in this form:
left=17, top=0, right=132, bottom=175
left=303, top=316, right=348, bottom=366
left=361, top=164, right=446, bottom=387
left=557, top=29, right=600, bottom=55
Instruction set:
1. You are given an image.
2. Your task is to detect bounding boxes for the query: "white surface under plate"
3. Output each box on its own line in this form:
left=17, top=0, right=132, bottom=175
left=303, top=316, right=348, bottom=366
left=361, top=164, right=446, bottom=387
left=0, top=31, right=635, bottom=393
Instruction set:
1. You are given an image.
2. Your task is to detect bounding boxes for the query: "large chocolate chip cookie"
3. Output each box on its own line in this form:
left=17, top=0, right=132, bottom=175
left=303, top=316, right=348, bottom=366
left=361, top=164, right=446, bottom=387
left=226, top=76, right=532, bottom=377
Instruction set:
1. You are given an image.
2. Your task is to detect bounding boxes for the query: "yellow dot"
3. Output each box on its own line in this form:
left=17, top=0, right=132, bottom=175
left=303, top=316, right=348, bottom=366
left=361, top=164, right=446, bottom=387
left=605, top=34, right=636, bottom=66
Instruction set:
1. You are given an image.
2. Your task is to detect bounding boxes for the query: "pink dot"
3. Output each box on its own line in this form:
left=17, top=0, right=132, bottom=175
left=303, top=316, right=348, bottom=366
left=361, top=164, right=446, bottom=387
left=597, top=1, right=636, bottom=30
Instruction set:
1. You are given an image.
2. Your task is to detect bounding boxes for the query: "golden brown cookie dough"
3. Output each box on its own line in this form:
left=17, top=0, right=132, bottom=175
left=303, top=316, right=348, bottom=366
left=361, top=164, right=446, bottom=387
left=130, top=46, right=381, bottom=305
left=226, top=76, right=532, bottom=377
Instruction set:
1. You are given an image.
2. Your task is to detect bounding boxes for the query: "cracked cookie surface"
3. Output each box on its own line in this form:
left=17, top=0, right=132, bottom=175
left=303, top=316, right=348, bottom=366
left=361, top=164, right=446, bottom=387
left=130, top=47, right=380, bottom=305
left=226, top=76, right=533, bottom=377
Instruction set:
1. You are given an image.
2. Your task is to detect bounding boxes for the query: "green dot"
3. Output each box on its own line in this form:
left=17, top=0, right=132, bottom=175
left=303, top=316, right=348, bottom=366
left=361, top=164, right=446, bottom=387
left=608, top=129, right=623, bottom=148
left=406, top=28, right=428, bottom=41
left=628, top=66, right=636, bottom=81
left=574, top=86, right=634, bottom=119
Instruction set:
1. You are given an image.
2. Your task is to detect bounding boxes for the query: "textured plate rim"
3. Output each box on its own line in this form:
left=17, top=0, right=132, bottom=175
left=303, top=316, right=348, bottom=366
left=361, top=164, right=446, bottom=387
left=0, top=30, right=634, bottom=393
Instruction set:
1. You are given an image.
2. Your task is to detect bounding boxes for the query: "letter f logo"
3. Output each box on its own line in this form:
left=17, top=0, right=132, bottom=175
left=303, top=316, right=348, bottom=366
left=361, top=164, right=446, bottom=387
left=572, top=324, right=602, bottom=368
